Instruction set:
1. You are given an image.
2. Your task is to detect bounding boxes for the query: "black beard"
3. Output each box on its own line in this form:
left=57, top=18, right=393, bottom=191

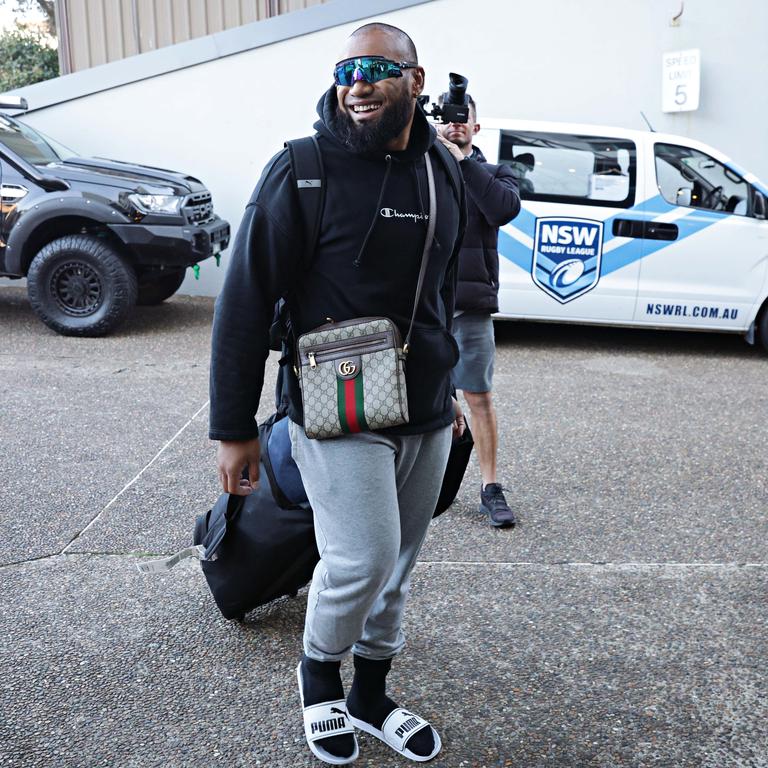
left=330, top=88, right=413, bottom=155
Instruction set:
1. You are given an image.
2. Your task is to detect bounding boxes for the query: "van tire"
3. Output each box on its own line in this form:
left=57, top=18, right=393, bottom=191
left=27, top=235, right=137, bottom=337
left=758, top=304, right=768, bottom=353
left=136, top=268, right=186, bottom=305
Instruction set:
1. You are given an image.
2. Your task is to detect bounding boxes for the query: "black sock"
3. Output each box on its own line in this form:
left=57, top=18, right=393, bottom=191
left=346, top=655, right=435, bottom=758
left=299, top=655, right=356, bottom=759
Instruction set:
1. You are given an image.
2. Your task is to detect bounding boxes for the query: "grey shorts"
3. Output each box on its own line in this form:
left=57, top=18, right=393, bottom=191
left=451, top=312, right=495, bottom=393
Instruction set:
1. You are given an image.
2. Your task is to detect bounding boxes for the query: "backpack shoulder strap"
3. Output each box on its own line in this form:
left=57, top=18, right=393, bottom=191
left=430, top=139, right=463, bottom=206
left=285, top=135, right=325, bottom=270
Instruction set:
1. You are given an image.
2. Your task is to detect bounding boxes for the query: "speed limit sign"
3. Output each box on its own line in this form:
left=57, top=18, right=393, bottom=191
left=662, top=49, right=700, bottom=112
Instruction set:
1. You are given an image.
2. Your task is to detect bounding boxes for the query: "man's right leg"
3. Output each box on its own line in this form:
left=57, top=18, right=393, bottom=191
left=463, top=389, right=498, bottom=487
left=289, top=422, right=403, bottom=762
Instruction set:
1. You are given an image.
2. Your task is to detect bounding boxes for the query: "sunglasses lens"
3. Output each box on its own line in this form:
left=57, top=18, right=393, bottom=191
left=334, top=57, right=401, bottom=86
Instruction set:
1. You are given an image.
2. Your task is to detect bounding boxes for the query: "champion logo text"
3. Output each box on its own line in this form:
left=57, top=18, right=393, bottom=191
left=380, top=208, right=428, bottom=222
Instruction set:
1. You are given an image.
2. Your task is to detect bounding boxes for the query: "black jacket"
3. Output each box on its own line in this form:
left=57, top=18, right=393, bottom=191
left=209, top=90, right=466, bottom=441
left=455, top=146, right=520, bottom=313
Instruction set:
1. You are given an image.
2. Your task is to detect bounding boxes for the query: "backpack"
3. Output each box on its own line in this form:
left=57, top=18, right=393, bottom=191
left=269, top=133, right=464, bottom=351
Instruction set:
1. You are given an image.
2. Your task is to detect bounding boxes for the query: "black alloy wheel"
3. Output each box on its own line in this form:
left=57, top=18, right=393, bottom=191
left=27, top=234, right=137, bottom=336
left=49, top=260, right=104, bottom=316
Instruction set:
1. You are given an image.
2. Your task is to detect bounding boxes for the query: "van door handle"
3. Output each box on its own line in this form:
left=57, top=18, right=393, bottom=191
left=612, top=218, right=645, bottom=238
left=612, top=219, right=679, bottom=241
left=645, top=222, right=678, bottom=241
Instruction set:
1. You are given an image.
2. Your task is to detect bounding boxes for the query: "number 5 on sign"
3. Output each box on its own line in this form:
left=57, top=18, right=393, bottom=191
left=662, top=49, right=700, bottom=112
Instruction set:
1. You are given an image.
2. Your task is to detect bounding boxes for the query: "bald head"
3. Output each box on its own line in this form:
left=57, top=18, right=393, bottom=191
left=339, top=23, right=418, bottom=63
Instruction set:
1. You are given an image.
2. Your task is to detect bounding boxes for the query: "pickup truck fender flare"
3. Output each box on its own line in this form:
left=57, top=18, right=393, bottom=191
left=4, top=192, right=131, bottom=275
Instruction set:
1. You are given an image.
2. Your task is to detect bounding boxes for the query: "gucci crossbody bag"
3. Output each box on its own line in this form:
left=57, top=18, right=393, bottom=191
left=296, top=152, right=437, bottom=439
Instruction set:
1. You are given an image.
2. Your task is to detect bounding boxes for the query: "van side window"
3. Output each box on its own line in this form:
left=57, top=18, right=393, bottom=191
left=499, top=130, right=636, bottom=208
left=655, top=143, right=750, bottom=216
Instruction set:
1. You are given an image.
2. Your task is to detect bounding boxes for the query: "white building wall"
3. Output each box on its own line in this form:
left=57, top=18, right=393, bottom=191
left=16, top=0, right=768, bottom=296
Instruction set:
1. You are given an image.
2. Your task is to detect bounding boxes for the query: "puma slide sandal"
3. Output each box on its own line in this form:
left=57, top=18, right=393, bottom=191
left=348, top=707, right=441, bottom=762
left=297, top=663, right=359, bottom=765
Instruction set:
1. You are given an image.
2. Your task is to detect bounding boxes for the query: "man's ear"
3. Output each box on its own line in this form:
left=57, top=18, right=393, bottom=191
left=411, top=66, right=425, bottom=98
left=473, top=122, right=481, bottom=135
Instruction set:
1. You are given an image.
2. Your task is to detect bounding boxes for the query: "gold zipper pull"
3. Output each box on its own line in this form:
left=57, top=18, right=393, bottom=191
left=308, top=352, right=317, bottom=368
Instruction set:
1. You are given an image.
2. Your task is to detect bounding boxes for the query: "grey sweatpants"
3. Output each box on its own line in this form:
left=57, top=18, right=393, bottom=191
left=289, top=420, right=452, bottom=662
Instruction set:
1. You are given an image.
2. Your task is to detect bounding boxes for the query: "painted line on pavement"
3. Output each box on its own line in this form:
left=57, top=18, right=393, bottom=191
left=60, top=400, right=210, bottom=554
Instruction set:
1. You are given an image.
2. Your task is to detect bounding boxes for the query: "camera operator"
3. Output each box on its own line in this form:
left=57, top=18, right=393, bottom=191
left=435, top=94, right=521, bottom=528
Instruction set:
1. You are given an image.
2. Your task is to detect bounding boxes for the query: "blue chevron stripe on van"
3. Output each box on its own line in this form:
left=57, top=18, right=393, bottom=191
left=499, top=196, right=724, bottom=278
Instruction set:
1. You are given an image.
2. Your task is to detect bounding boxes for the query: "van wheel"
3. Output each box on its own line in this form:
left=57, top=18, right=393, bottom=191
left=136, top=268, right=186, bottom=305
left=27, top=235, right=137, bottom=337
left=758, top=304, right=768, bottom=353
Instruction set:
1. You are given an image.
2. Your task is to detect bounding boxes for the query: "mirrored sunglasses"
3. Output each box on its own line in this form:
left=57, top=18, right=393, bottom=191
left=333, top=56, right=417, bottom=87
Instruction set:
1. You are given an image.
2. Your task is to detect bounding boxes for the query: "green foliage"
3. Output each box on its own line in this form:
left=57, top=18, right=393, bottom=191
left=0, top=25, right=59, bottom=92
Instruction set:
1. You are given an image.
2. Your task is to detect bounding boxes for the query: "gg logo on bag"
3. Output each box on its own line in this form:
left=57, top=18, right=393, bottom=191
left=335, top=356, right=361, bottom=380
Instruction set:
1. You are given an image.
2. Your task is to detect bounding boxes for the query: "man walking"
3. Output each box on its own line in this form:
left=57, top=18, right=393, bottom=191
left=436, top=97, right=521, bottom=528
left=210, top=23, right=465, bottom=765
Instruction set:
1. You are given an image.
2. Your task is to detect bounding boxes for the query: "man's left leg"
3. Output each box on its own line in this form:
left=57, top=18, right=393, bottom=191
left=464, top=390, right=516, bottom=528
left=346, top=424, right=452, bottom=761
left=452, top=312, right=516, bottom=528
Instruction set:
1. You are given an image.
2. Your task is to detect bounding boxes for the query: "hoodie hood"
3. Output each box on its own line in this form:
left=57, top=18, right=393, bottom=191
left=314, top=86, right=435, bottom=162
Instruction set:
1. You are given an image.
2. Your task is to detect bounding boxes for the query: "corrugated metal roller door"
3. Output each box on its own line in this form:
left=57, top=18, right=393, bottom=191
left=60, top=0, right=327, bottom=73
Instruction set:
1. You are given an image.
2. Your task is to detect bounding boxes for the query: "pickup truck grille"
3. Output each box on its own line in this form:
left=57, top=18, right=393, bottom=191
left=183, top=192, right=214, bottom=224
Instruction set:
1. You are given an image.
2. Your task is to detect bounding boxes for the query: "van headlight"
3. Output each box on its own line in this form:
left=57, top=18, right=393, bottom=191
left=126, top=192, right=182, bottom=215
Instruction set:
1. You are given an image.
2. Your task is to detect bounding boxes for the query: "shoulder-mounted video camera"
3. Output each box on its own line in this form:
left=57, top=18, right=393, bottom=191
left=419, top=72, right=470, bottom=124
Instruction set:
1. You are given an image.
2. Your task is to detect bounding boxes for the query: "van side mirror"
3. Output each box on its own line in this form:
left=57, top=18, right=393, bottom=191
left=753, top=190, right=767, bottom=220
left=676, top=187, right=692, bottom=207
left=0, top=96, right=28, bottom=111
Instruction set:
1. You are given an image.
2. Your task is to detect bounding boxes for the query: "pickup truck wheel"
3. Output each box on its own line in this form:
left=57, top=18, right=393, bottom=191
left=136, top=268, right=186, bottom=306
left=27, top=235, right=137, bottom=337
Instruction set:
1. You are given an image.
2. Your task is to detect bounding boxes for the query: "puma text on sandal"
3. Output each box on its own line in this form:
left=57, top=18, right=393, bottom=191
left=348, top=707, right=441, bottom=762
left=297, top=663, right=359, bottom=765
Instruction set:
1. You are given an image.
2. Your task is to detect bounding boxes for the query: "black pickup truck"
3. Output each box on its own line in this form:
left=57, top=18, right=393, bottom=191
left=0, top=96, right=229, bottom=336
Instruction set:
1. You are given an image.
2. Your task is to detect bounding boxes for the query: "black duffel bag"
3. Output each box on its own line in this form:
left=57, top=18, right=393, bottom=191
left=138, top=414, right=472, bottom=620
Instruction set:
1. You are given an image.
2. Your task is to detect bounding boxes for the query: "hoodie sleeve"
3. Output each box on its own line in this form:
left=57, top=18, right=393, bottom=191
left=209, top=150, right=302, bottom=441
left=460, top=158, right=520, bottom=227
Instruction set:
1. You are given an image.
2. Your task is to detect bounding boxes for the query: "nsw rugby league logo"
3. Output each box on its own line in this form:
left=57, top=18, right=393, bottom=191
left=532, top=217, right=604, bottom=303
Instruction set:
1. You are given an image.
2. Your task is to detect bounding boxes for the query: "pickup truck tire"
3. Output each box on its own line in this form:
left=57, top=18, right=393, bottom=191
left=27, top=235, right=137, bottom=337
left=136, top=268, right=186, bottom=305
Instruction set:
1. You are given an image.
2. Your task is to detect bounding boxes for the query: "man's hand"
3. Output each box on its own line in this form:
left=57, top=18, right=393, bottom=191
left=451, top=397, right=466, bottom=439
left=436, top=133, right=466, bottom=164
left=217, top=438, right=261, bottom=495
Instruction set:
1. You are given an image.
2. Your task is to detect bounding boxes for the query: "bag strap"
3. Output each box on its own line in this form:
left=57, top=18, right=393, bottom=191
left=285, top=135, right=326, bottom=269
left=135, top=545, right=206, bottom=573
left=431, top=140, right=462, bottom=208
left=403, top=153, right=436, bottom=355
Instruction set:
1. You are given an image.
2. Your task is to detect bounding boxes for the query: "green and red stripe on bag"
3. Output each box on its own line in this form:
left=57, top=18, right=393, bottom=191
left=297, top=317, right=409, bottom=440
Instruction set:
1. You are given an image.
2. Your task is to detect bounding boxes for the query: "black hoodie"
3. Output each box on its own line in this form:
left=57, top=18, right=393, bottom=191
left=209, top=88, right=466, bottom=441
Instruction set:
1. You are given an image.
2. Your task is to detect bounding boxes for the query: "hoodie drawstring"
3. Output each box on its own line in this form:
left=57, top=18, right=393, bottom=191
left=353, top=154, right=392, bottom=267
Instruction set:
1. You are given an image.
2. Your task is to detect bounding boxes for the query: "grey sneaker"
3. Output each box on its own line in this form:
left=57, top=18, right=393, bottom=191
left=480, top=483, right=516, bottom=528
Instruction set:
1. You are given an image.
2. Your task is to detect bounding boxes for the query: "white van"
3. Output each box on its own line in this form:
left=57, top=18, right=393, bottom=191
left=478, top=120, right=768, bottom=351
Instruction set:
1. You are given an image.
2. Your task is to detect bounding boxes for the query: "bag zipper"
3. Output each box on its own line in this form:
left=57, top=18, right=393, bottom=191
left=304, top=333, right=392, bottom=367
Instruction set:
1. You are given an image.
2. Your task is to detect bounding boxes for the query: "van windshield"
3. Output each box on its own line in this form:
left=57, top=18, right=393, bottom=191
left=0, top=115, right=75, bottom=165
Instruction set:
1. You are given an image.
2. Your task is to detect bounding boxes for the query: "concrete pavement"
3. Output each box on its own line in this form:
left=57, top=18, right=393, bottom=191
left=1, top=286, right=765, bottom=767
